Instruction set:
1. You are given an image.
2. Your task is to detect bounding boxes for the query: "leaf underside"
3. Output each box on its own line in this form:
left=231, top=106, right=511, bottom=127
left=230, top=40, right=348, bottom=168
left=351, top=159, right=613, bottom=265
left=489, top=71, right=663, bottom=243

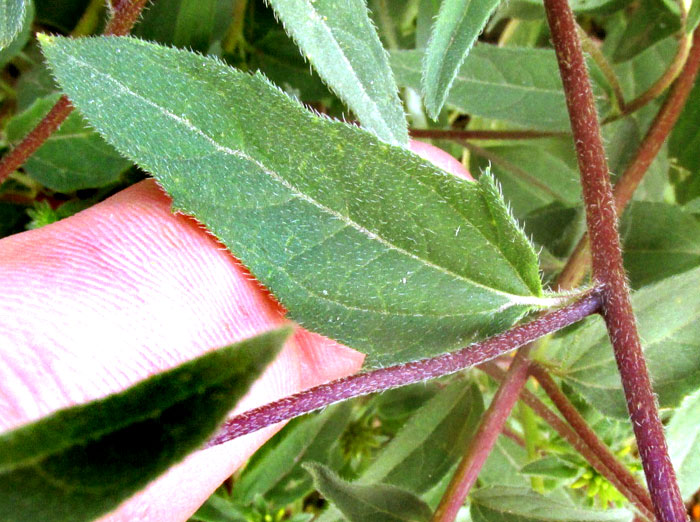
left=41, top=35, right=547, bottom=368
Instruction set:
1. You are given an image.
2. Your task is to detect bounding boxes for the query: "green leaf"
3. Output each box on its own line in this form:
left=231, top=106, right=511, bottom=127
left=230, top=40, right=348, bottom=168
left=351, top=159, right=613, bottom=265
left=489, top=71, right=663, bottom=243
left=545, top=267, right=700, bottom=418
left=610, top=0, right=680, bottom=63
left=667, top=389, right=700, bottom=500
left=669, top=70, right=700, bottom=174
left=267, top=0, right=408, bottom=145
left=133, top=0, right=234, bottom=53
left=41, top=35, right=549, bottom=367
left=359, top=380, right=483, bottom=492
left=0, top=0, right=31, bottom=67
left=0, top=0, right=26, bottom=49
left=520, top=456, right=580, bottom=480
left=233, top=402, right=352, bottom=506
left=393, top=46, right=574, bottom=131
left=191, top=494, right=248, bottom=522
left=479, top=436, right=530, bottom=488
left=0, top=327, right=290, bottom=522
left=318, top=380, right=483, bottom=521
left=5, top=94, right=131, bottom=192
left=305, top=462, right=433, bottom=522
left=470, top=486, right=632, bottom=521
left=422, top=0, right=502, bottom=119
left=620, top=202, right=700, bottom=288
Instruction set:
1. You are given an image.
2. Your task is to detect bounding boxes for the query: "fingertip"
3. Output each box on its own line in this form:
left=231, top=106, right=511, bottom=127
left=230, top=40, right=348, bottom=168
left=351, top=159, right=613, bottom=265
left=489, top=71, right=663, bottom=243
left=409, top=140, right=473, bottom=180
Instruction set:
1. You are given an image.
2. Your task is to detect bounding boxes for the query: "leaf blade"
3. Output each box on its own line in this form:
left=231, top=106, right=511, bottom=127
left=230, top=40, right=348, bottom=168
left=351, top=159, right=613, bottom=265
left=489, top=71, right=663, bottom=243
left=41, top=35, right=548, bottom=367
left=0, top=0, right=26, bottom=48
left=305, top=462, right=433, bottom=522
left=422, top=0, right=502, bottom=118
left=267, top=0, right=408, bottom=145
left=0, top=327, right=290, bottom=522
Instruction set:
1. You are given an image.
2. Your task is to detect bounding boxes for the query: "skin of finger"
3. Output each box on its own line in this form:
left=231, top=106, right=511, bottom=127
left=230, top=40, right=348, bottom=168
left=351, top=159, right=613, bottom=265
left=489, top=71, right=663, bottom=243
left=0, top=141, right=466, bottom=520
left=0, top=179, right=363, bottom=520
left=408, top=140, right=473, bottom=181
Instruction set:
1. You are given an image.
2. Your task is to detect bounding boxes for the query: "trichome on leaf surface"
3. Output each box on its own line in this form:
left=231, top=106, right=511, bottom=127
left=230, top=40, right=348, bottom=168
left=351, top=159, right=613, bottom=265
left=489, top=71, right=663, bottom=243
left=0, top=0, right=699, bottom=521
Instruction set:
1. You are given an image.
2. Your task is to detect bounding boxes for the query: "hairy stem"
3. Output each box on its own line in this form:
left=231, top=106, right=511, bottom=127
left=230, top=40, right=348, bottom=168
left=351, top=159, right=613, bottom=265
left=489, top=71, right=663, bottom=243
left=558, top=27, right=700, bottom=290
left=0, top=0, right=149, bottom=186
left=543, top=0, right=686, bottom=518
left=409, top=128, right=564, bottom=140
left=431, top=348, right=534, bottom=522
left=207, top=290, right=602, bottom=448
left=481, top=362, right=655, bottom=521
left=528, top=362, right=655, bottom=516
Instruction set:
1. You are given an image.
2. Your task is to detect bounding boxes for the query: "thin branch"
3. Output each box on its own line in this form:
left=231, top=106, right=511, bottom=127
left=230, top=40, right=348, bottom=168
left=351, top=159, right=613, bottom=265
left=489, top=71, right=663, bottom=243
left=606, top=33, right=693, bottom=122
left=206, top=290, right=602, bottom=448
left=543, top=0, right=686, bottom=519
left=528, top=362, right=654, bottom=516
left=480, top=362, right=655, bottom=522
left=431, top=347, right=534, bottom=522
left=577, top=25, right=626, bottom=114
left=0, top=0, right=149, bottom=186
left=557, top=27, right=700, bottom=289
left=409, top=128, right=564, bottom=140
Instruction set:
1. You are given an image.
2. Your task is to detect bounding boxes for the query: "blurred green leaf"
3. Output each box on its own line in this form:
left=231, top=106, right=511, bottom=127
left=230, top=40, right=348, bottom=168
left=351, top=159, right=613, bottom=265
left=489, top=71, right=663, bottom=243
left=393, top=45, right=606, bottom=130
left=479, top=436, right=530, bottom=488
left=6, top=94, right=131, bottom=192
left=470, top=487, right=632, bottom=521
left=545, top=267, right=700, bottom=418
left=133, top=0, right=234, bottom=53
left=520, top=456, right=580, bottom=480
left=669, top=71, right=700, bottom=174
left=620, top=202, right=700, bottom=288
left=610, top=0, right=680, bottom=63
left=667, top=389, right=700, bottom=500
left=0, top=327, right=290, bottom=522
left=267, top=0, right=408, bottom=145
left=42, top=35, right=549, bottom=367
left=233, top=402, right=352, bottom=506
left=318, top=380, right=483, bottom=521
left=422, top=0, right=502, bottom=118
left=305, top=462, right=433, bottom=522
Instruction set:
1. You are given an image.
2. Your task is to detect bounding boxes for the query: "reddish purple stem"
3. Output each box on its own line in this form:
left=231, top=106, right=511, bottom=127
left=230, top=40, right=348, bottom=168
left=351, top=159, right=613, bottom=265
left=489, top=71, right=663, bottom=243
left=207, top=289, right=602, bottom=448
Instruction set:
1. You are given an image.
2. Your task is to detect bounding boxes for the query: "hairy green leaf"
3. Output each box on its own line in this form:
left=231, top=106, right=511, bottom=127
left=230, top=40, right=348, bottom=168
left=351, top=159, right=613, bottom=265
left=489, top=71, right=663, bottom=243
left=233, top=402, right=352, bottom=506
left=545, top=267, right=700, bottom=418
left=393, top=46, right=573, bottom=130
left=480, top=436, right=530, bottom=487
left=0, top=0, right=26, bottom=48
left=305, top=462, right=432, bottom=522
left=0, top=0, right=30, bottom=67
left=0, top=327, right=290, bottom=522
left=469, top=137, right=581, bottom=220
left=422, top=0, right=501, bottom=118
left=470, top=487, right=631, bottom=521
left=6, top=94, right=131, bottom=192
left=620, top=202, right=700, bottom=288
left=667, top=389, right=700, bottom=500
left=267, top=0, right=408, bottom=145
left=41, top=35, right=549, bottom=367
